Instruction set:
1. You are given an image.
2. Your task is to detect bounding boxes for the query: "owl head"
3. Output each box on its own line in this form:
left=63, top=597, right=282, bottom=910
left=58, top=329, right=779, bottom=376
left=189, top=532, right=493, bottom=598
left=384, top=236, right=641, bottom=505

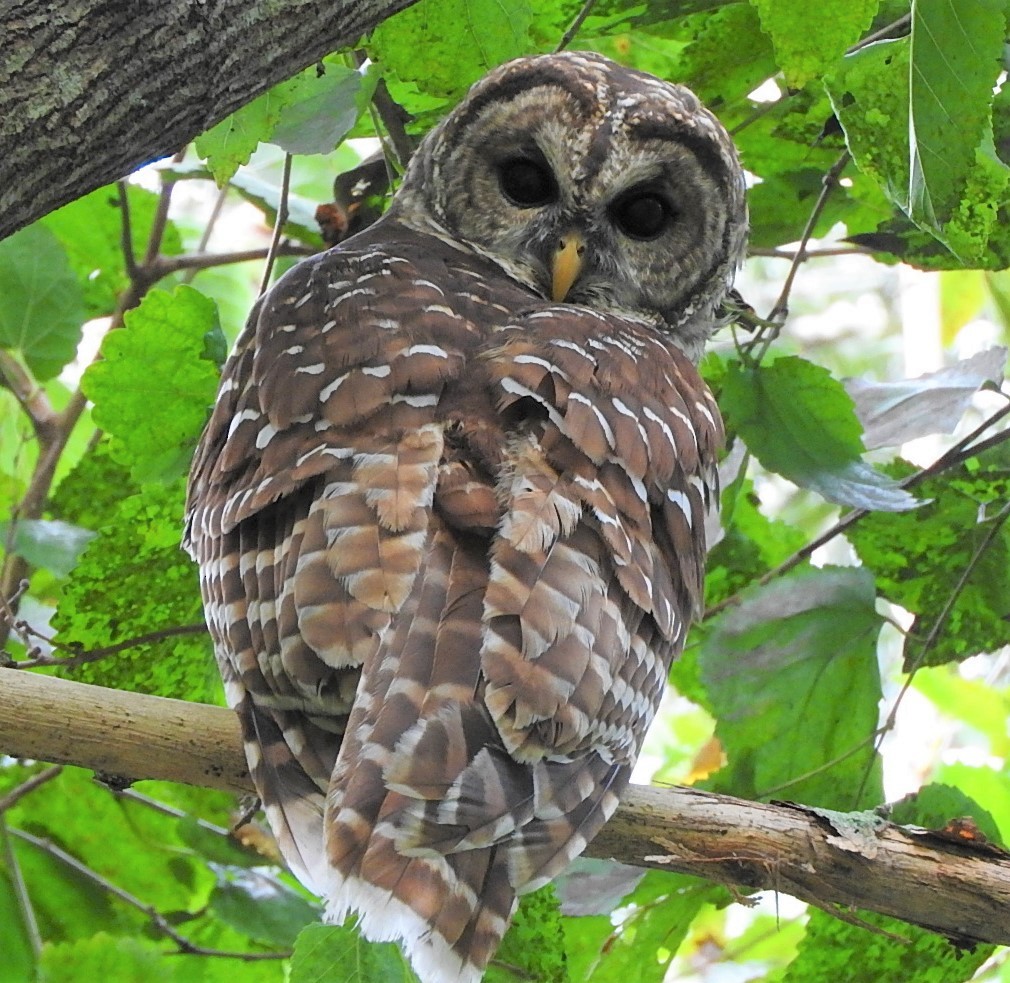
left=391, top=51, right=748, bottom=360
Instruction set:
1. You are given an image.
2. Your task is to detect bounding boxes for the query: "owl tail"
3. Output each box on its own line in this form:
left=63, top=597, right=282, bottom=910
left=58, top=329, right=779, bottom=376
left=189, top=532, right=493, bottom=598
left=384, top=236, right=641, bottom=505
left=322, top=699, right=628, bottom=983
left=325, top=836, right=516, bottom=983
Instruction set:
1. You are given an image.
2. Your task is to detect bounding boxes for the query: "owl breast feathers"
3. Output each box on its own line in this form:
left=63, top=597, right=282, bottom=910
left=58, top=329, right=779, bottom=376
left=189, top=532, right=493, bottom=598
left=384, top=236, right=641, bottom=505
left=185, top=50, right=744, bottom=983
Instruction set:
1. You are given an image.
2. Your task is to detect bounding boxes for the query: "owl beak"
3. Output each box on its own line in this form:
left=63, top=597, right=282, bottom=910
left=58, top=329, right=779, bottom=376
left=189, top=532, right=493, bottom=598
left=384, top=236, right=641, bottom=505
left=551, top=233, right=586, bottom=302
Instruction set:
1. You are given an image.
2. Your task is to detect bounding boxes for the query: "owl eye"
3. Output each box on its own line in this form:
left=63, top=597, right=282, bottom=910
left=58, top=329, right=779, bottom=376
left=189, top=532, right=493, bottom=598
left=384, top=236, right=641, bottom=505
left=498, top=157, right=558, bottom=208
left=612, top=191, right=673, bottom=240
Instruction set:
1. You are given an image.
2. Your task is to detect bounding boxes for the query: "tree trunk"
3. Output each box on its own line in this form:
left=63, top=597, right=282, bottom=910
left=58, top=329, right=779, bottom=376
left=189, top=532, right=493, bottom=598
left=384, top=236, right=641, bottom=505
left=2, top=668, right=1009, bottom=948
left=0, top=0, right=418, bottom=240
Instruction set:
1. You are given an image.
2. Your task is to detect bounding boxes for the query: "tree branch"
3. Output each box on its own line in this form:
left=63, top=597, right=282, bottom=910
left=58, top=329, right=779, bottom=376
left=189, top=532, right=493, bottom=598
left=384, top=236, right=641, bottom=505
left=1, top=669, right=1008, bottom=947
left=0, top=0, right=421, bottom=240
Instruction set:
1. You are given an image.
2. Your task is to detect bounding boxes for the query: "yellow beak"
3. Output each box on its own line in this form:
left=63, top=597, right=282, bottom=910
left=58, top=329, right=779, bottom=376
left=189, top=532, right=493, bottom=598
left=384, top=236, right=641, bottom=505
left=551, top=233, right=585, bottom=302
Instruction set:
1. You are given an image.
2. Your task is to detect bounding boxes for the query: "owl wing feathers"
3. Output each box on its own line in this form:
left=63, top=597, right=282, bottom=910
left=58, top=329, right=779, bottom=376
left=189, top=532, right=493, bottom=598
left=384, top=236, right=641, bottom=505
left=185, top=224, right=722, bottom=982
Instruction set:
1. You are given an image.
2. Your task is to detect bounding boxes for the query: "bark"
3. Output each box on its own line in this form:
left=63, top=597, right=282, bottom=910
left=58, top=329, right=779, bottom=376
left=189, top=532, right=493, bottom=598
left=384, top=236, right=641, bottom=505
left=0, top=0, right=418, bottom=240
left=2, top=669, right=1009, bottom=947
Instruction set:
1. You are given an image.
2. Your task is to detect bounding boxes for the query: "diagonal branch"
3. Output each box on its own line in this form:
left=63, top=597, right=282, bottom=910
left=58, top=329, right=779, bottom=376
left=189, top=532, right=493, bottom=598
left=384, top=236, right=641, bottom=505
left=1, top=669, right=1008, bottom=947
left=0, top=0, right=423, bottom=240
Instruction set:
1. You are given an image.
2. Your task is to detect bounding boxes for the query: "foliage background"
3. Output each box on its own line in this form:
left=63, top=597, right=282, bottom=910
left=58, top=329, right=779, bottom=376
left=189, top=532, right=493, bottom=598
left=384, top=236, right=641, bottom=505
left=3, top=0, right=1010, bottom=980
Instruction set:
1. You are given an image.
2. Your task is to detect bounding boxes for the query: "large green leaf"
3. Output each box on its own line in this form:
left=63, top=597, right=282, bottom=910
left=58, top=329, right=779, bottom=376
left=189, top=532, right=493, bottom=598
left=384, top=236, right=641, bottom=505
left=720, top=356, right=917, bottom=511
left=370, top=0, right=538, bottom=100
left=0, top=224, right=84, bottom=381
left=908, top=0, right=1008, bottom=229
left=210, top=871, right=320, bottom=948
left=699, top=565, right=884, bottom=808
left=196, top=62, right=376, bottom=184
left=8, top=767, right=213, bottom=914
left=81, top=285, right=222, bottom=484
left=290, top=923, right=417, bottom=983
left=828, top=26, right=1010, bottom=267
left=750, top=0, right=880, bottom=87
left=38, top=935, right=189, bottom=983
left=271, top=64, right=377, bottom=156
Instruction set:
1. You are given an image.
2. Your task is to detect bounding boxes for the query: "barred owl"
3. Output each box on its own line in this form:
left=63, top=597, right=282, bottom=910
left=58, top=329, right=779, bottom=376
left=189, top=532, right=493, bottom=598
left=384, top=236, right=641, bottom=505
left=185, top=51, right=746, bottom=982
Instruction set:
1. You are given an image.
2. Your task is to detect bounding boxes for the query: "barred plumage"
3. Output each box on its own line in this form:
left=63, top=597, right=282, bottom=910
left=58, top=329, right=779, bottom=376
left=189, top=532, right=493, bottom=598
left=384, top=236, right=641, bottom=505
left=186, top=50, right=744, bottom=983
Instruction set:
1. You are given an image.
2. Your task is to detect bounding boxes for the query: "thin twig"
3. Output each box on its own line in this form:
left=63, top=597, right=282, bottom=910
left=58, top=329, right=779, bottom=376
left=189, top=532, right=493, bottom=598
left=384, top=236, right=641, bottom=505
left=762, top=151, right=850, bottom=335
left=155, top=243, right=313, bottom=278
left=113, top=787, right=231, bottom=837
left=729, top=96, right=784, bottom=137
left=258, top=154, right=293, bottom=297
left=555, top=0, right=598, bottom=51
left=117, top=180, right=140, bottom=284
left=6, top=622, right=207, bottom=670
left=847, top=13, right=912, bottom=54
left=9, top=827, right=290, bottom=960
left=750, top=245, right=875, bottom=260
left=1, top=819, right=42, bottom=957
left=180, top=185, right=230, bottom=284
left=0, top=349, right=58, bottom=443
left=143, top=147, right=186, bottom=266
left=0, top=765, right=63, bottom=813
left=370, top=78, right=415, bottom=171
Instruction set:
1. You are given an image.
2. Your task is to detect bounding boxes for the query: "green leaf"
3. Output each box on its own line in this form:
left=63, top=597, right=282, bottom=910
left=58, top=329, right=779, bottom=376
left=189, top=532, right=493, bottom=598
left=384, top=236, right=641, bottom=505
left=827, top=38, right=911, bottom=208
left=939, top=269, right=987, bottom=345
left=0, top=868, right=37, bottom=981
left=81, top=285, right=221, bottom=484
left=38, top=934, right=188, bottom=983
left=196, top=96, right=279, bottom=185
left=210, top=871, right=320, bottom=947
left=700, top=565, right=884, bottom=808
left=750, top=0, right=880, bottom=87
left=271, top=65, right=377, bottom=156
left=829, top=29, right=1010, bottom=267
left=370, top=0, right=536, bottom=100
left=932, top=763, right=1010, bottom=845
left=290, top=923, right=418, bottom=983
left=720, top=357, right=917, bottom=511
left=908, top=0, right=1007, bottom=229
left=0, top=223, right=84, bottom=380
left=488, top=885, right=567, bottom=983
left=705, top=474, right=808, bottom=608
left=8, top=767, right=212, bottom=915
left=848, top=453, right=1010, bottom=667
left=0, top=518, right=96, bottom=577
left=50, top=446, right=214, bottom=701
left=564, top=872, right=718, bottom=983
left=890, top=781, right=1003, bottom=845
left=781, top=909, right=992, bottom=982
left=196, top=62, right=376, bottom=184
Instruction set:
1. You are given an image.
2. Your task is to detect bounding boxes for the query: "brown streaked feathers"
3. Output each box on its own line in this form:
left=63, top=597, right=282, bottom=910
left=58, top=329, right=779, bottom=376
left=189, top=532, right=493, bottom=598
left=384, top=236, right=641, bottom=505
left=186, top=50, right=745, bottom=983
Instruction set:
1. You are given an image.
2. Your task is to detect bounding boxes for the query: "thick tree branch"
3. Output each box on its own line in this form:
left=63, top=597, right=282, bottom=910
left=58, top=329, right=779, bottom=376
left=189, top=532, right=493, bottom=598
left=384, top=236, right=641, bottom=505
left=0, top=0, right=419, bottom=240
left=1, top=670, right=1008, bottom=947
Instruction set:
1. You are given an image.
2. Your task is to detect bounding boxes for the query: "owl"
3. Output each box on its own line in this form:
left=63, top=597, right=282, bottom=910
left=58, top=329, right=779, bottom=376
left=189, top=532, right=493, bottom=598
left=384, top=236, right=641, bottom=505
left=185, top=51, right=746, bottom=982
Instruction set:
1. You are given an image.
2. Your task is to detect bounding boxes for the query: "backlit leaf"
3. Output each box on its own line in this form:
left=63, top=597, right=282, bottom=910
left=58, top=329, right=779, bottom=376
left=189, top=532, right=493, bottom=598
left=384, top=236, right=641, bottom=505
left=0, top=224, right=84, bottom=381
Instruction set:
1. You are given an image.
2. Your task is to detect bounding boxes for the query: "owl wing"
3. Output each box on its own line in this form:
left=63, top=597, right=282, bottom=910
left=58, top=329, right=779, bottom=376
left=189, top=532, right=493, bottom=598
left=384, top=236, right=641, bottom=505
left=185, top=226, right=722, bottom=983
